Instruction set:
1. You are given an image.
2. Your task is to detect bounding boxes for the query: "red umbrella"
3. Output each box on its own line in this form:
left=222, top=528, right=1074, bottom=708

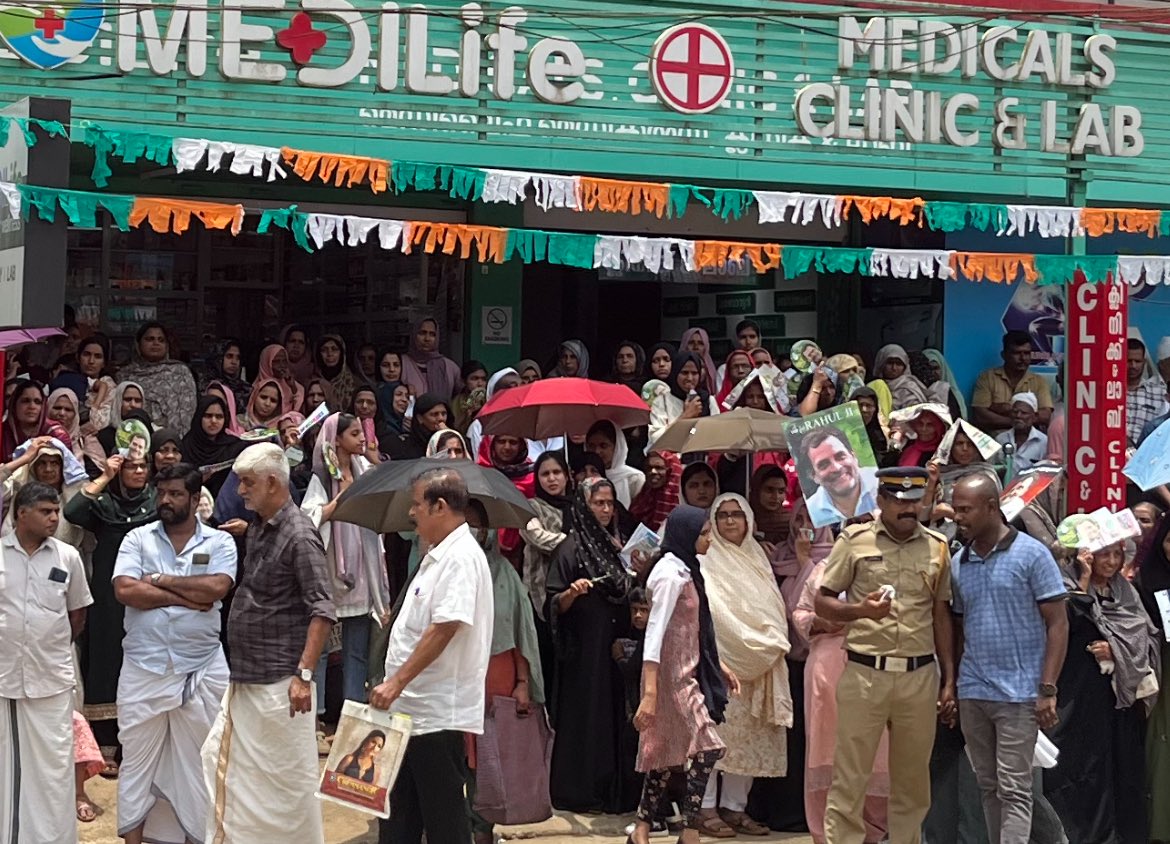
left=476, top=378, right=649, bottom=439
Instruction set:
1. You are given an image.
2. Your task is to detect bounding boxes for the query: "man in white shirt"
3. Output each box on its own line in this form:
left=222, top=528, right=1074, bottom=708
left=0, top=482, right=93, bottom=844
left=995, top=392, right=1049, bottom=472
left=113, top=463, right=237, bottom=844
left=370, top=468, right=492, bottom=844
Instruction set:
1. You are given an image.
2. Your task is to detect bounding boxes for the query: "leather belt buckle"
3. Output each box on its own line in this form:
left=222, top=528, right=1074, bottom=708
left=884, top=656, right=909, bottom=672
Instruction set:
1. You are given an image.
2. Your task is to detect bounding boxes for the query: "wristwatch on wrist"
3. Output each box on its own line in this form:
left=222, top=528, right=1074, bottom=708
left=1038, top=682, right=1058, bottom=698
left=298, top=668, right=313, bottom=683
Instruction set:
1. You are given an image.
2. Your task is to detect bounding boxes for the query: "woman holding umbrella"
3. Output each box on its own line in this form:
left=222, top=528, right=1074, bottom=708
left=545, top=477, right=633, bottom=813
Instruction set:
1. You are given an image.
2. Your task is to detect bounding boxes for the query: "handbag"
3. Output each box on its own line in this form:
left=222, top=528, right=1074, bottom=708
left=472, top=695, right=554, bottom=826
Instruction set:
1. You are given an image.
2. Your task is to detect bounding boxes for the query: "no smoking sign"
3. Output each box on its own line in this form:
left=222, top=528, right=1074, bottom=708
left=650, top=23, right=735, bottom=115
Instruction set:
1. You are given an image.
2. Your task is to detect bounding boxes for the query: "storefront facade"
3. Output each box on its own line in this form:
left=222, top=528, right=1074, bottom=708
left=3, top=0, right=1170, bottom=378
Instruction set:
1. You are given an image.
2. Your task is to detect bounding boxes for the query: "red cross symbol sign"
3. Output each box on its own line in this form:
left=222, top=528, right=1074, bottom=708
left=35, top=8, right=67, bottom=39
left=649, top=24, right=735, bottom=115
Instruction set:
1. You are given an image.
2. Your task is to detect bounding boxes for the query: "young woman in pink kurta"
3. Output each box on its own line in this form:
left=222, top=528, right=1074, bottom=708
left=793, top=560, right=890, bottom=844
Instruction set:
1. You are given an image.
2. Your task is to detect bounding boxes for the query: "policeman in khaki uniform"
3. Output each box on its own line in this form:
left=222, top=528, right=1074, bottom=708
left=815, top=467, right=956, bottom=844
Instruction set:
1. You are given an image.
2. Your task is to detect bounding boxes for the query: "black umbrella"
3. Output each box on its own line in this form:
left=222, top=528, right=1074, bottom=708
left=331, top=456, right=536, bottom=532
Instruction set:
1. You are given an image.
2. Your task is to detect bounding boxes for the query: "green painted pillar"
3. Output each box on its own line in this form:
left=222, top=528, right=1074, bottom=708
left=468, top=203, right=523, bottom=371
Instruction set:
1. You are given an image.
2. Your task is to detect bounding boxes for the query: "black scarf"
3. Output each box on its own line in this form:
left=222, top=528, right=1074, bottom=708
left=658, top=504, right=729, bottom=724
left=668, top=351, right=712, bottom=414
left=569, top=479, right=631, bottom=602
left=181, top=396, right=246, bottom=469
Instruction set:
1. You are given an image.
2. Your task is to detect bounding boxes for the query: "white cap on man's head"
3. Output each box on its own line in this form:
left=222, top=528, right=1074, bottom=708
left=1158, top=336, right=1170, bottom=363
left=1011, top=391, right=1039, bottom=412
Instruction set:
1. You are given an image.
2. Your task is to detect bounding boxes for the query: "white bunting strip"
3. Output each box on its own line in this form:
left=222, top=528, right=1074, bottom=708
left=754, top=191, right=843, bottom=228
left=0, top=181, right=19, bottom=219
left=172, top=137, right=286, bottom=182
left=305, top=213, right=407, bottom=252
left=593, top=236, right=695, bottom=273
left=481, top=169, right=531, bottom=205
left=1117, top=255, right=1170, bottom=286
left=1001, top=205, right=1083, bottom=238
left=870, top=248, right=955, bottom=280
left=305, top=214, right=346, bottom=249
left=532, top=173, right=581, bottom=211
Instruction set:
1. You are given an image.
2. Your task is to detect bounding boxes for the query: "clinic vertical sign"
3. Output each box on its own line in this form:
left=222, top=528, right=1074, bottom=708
left=1066, top=272, right=1127, bottom=513
left=0, top=97, right=70, bottom=329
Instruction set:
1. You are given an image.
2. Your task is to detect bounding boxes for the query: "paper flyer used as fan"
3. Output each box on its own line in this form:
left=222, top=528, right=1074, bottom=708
left=317, top=702, right=412, bottom=818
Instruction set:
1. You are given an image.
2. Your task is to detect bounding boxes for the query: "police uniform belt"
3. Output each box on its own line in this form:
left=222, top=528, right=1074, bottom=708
left=846, top=651, right=935, bottom=672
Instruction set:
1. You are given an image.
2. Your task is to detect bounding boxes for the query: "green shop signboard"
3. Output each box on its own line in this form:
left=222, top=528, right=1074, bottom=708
left=0, top=0, right=1165, bottom=200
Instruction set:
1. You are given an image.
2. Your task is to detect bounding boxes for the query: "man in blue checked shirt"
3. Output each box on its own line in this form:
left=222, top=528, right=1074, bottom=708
left=950, top=474, right=1068, bottom=844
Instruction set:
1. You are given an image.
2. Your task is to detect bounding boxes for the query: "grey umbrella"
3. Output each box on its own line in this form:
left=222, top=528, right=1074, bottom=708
left=331, top=456, right=536, bottom=532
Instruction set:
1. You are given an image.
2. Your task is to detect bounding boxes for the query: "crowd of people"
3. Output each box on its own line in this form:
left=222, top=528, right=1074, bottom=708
left=1, top=313, right=1169, bottom=844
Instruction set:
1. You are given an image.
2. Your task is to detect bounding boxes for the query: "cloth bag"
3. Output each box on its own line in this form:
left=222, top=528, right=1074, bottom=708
left=473, top=695, right=554, bottom=826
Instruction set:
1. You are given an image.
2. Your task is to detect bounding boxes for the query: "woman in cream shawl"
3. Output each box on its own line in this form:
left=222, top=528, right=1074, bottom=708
left=872, top=344, right=929, bottom=412
left=696, top=492, right=793, bottom=837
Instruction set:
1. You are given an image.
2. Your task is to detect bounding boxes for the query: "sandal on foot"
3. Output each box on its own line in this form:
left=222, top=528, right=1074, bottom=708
left=76, top=799, right=98, bottom=823
left=718, top=810, right=769, bottom=836
left=696, top=813, right=737, bottom=838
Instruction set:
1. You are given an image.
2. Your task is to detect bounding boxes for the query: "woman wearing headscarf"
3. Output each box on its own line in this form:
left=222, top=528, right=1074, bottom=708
left=749, top=464, right=795, bottom=552
left=871, top=344, right=929, bottom=412
left=376, top=379, right=411, bottom=436
left=716, top=370, right=789, bottom=498
left=400, top=317, right=461, bottom=399
left=65, top=452, right=158, bottom=766
left=696, top=494, right=790, bottom=838
left=681, top=462, right=719, bottom=511
left=585, top=420, right=645, bottom=508
left=205, top=381, right=245, bottom=436
left=387, top=394, right=453, bottom=460
left=909, top=350, right=962, bottom=422
left=647, top=352, right=717, bottom=449
left=545, top=478, right=634, bottom=813
left=303, top=376, right=336, bottom=416
left=302, top=412, right=391, bottom=705
left=95, top=382, right=151, bottom=459
left=181, top=395, right=247, bottom=498
left=2, top=380, right=71, bottom=463
left=551, top=339, right=590, bottom=379
left=610, top=341, right=647, bottom=393
left=631, top=505, right=730, bottom=844
left=793, top=546, right=890, bottom=844
left=465, top=499, right=546, bottom=844
left=629, top=450, right=681, bottom=533
left=197, top=338, right=251, bottom=413
left=890, top=403, right=953, bottom=468
left=279, top=324, right=316, bottom=386
left=477, top=432, right=536, bottom=567
left=46, top=386, right=96, bottom=470
left=852, top=387, right=892, bottom=469
left=921, top=349, right=968, bottom=421
left=315, top=334, right=360, bottom=412
left=715, top=350, right=755, bottom=409
left=241, top=380, right=286, bottom=432
left=1, top=439, right=86, bottom=547
left=516, top=359, right=543, bottom=384
left=1045, top=543, right=1160, bottom=844
left=521, top=452, right=573, bottom=618
left=350, top=385, right=392, bottom=463
left=256, top=343, right=305, bottom=413
left=1135, top=514, right=1170, bottom=842
left=920, top=419, right=1002, bottom=528
left=794, top=367, right=840, bottom=418
left=646, top=343, right=675, bottom=383
left=115, top=321, right=197, bottom=434
left=680, top=328, right=719, bottom=395
left=426, top=428, right=469, bottom=459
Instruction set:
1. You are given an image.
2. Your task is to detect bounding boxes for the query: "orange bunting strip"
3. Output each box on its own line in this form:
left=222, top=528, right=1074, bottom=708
left=281, top=147, right=389, bottom=194
left=694, top=240, right=782, bottom=274
left=950, top=252, right=1038, bottom=285
left=841, top=196, right=924, bottom=225
left=129, top=198, right=245, bottom=236
left=1080, top=208, right=1161, bottom=238
left=578, top=177, right=670, bottom=218
left=404, top=222, right=508, bottom=264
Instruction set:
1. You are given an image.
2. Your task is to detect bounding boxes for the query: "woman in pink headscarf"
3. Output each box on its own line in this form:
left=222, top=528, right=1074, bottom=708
left=400, top=317, right=462, bottom=400
left=256, top=344, right=304, bottom=414
left=680, top=328, right=718, bottom=394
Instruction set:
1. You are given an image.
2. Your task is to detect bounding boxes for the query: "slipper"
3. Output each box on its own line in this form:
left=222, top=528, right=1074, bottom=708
left=719, top=810, right=770, bottom=836
left=696, top=813, right=737, bottom=838
left=99, top=760, right=119, bottom=780
left=76, top=799, right=98, bottom=823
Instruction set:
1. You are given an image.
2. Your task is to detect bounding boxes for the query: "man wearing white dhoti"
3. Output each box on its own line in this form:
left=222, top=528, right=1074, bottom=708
left=0, top=482, right=93, bottom=844
left=113, top=463, right=237, bottom=844
left=202, top=443, right=335, bottom=844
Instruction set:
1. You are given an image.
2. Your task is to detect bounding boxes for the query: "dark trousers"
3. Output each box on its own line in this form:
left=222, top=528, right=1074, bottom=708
left=378, top=730, right=470, bottom=844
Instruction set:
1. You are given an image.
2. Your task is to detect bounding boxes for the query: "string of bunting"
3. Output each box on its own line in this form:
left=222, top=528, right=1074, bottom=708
left=12, top=181, right=1170, bottom=287
left=62, top=122, right=1170, bottom=239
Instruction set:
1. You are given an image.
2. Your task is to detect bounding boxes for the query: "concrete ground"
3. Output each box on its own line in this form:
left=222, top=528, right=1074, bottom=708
left=77, top=772, right=814, bottom=843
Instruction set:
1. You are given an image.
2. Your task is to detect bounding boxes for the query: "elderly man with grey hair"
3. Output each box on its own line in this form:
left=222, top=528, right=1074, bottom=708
left=370, top=467, right=493, bottom=844
left=201, top=443, right=335, bottom=844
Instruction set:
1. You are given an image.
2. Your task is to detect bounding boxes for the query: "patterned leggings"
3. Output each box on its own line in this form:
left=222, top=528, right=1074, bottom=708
left=637, top=749, right=725, bottom=828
